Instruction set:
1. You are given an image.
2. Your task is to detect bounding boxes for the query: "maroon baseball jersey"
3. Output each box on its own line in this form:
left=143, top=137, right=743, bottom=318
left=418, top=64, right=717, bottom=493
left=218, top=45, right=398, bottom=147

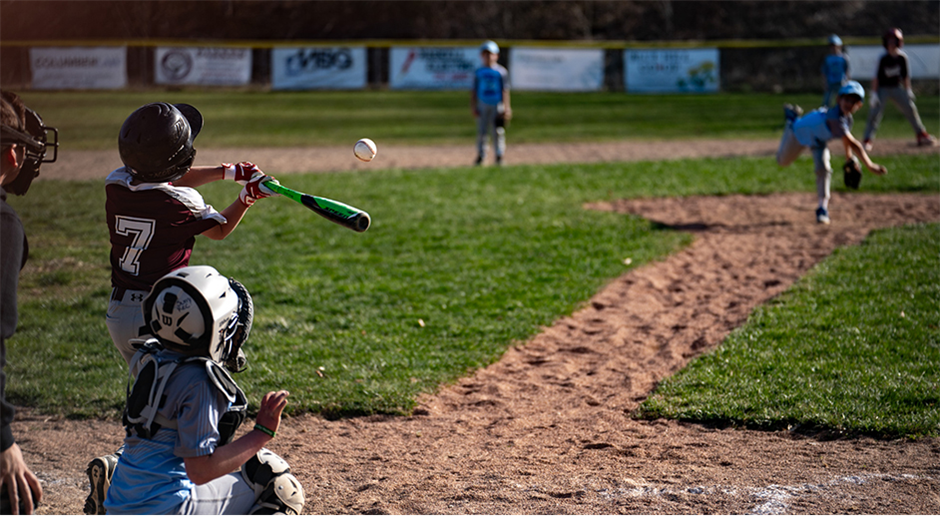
left=106, top=168, right=226, bottom=291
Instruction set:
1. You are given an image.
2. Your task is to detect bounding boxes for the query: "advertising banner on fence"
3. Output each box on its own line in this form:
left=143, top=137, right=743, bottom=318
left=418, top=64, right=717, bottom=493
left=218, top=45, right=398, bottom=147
left=625, top=48, right=720, bottom=93
left=29, top=47, right=126, bottom=90
left=272, top=47, right=367, bottom=90
left=389, top=47, right=478, bottom=90
left=510, top=48, right=604, bottom=91
left=155, top=47, right=252, bottom=86
left=843, top=45, right=940, bottom=80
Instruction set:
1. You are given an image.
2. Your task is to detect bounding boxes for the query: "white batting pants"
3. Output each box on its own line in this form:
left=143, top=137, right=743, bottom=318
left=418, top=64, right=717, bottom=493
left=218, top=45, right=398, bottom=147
left=105, top=288, right=151, bottom=365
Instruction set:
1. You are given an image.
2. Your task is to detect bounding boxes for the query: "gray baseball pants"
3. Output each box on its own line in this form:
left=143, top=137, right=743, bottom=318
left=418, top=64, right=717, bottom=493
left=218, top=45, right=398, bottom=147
left=477, top=103, right=505, bottom=161
left=106, top=288, right=151, bottom=365
left=777, top=123, right=832, bottom=209
left=863, top=86, right=928, bottom=141
left=176, top=472, right=257, bottom=515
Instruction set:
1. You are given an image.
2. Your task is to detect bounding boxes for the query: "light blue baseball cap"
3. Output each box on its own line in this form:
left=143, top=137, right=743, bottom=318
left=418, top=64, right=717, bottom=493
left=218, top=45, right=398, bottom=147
left=838, top=80, right=865, bottom=100
left=828, top=34, right=843, bottom=46
left=480, top=40, right=499, bottom=54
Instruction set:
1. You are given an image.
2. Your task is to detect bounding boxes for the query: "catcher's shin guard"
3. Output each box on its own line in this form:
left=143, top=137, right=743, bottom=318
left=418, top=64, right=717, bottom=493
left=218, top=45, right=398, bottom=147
left=241, top=449, right=305, bottom=515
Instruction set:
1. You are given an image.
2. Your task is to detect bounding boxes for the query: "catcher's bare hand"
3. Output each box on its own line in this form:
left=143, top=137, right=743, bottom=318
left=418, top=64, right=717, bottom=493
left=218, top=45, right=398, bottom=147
left=870, top=164, right=888, bottom=175
left=256, top=390, right=290, bottom=436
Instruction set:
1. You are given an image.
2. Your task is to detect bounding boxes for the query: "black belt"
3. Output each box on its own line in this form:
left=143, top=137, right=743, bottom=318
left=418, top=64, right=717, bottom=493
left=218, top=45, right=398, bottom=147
left=111, top=287, right=148, bottom=303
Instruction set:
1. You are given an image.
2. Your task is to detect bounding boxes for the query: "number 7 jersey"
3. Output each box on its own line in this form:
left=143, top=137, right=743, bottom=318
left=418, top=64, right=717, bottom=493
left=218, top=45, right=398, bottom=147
left=106, top=168, right=226, bottom=291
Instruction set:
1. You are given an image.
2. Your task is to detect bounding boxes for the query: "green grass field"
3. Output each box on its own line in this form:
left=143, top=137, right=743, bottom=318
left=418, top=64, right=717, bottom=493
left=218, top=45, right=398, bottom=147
left=5, top=91, right=939, bottom=437
left=19, top=90, right=940, bottom=149
left=638, top=223, right=940, bottom=438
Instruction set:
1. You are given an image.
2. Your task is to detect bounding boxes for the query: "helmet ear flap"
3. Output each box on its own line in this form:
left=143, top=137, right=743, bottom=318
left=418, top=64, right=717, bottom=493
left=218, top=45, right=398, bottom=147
left=223, top=278, right=253, bottom=373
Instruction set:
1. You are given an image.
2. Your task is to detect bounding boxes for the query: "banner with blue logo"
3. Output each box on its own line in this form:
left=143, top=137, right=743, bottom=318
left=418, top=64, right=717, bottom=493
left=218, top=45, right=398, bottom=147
left=389, top=47, right=478, bottom=90
left=272, top=47, right=367, bottom=90
left=625, top=49, right=720, bottom=93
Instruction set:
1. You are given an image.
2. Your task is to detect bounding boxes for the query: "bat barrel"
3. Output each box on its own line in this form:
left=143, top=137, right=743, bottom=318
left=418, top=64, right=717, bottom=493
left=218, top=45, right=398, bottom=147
left=353, top=212, right=371, bottom=232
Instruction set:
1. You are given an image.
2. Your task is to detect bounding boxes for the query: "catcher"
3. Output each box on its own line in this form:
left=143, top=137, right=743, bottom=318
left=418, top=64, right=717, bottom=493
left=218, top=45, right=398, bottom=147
left=102, top=266, right=304, bottom=515
left=776, top=80, right=887, bottom=224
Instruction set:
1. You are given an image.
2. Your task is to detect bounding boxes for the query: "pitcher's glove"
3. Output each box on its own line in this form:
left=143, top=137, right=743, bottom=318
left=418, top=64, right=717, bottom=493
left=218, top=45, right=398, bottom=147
left=843, top=157, right=862, bottom=189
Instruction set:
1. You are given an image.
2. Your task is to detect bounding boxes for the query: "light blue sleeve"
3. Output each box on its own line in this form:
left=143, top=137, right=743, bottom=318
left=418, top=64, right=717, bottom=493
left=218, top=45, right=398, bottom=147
left=168, top=364, right=230, bottom=458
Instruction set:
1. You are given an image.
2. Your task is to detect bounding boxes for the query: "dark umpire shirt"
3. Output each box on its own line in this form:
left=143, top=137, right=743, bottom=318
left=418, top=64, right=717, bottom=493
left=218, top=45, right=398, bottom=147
left=1, top=185, right=28, bottom=451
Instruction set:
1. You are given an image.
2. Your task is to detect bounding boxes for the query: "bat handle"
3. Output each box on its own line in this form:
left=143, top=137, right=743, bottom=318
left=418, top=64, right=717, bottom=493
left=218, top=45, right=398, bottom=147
left=259, top=179, right=280, bottom=196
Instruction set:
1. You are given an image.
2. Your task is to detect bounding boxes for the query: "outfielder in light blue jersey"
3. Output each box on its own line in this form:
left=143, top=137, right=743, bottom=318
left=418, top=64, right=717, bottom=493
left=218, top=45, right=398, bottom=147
left=471, top=40, right=512, bottom=166
left=776, top=81, right=887, bottom=224
left=820, top=34, right=850, bottom=108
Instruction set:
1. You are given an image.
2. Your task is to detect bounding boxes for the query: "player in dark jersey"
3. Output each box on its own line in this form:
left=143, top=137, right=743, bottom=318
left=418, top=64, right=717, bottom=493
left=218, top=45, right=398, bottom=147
left=862, top=28, right=937, bottom=150
left=105, top=102, right=273, bottom=366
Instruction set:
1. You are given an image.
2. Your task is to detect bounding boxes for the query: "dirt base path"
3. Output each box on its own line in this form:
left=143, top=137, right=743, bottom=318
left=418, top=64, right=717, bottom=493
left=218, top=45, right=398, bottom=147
left=14, top=141, right=940, bottom=514
left=36, top=137, right=932, bottom=180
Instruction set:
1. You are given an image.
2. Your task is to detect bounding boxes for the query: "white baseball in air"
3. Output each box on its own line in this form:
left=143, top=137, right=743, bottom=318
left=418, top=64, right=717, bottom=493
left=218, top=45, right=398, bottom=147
left=354, top=138, right=377, bottom=162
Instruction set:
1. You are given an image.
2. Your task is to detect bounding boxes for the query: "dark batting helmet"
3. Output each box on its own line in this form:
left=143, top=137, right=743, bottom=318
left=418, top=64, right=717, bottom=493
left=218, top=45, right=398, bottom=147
left=882, top=28, right=904, bottom=48
left=118, top=102, right=203, bottom=183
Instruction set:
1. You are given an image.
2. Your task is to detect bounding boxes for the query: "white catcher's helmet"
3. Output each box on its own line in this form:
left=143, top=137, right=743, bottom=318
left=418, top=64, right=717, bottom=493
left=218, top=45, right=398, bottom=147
left=143, top=265, right=250, bottom=364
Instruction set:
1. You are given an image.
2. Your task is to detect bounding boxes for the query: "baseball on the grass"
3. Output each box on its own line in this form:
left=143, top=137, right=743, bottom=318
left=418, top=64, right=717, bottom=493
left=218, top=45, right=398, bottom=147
left=354, top=138, right=377, bottom=162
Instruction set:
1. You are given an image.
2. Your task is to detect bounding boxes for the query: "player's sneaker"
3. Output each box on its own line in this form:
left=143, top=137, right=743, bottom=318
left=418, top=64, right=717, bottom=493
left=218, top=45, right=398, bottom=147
left=474, top=155, right=483, bottom=166
left=783, top=103, right=803, bottom=123
left=84, top=454, right=118, bottom=515
left=863, top=138, right=873, bottom=152
left=917, top=132, right=938, bottom=147
left=815, top=207, right=830, bottom=225
left=496, top=155, right=503, bottom=165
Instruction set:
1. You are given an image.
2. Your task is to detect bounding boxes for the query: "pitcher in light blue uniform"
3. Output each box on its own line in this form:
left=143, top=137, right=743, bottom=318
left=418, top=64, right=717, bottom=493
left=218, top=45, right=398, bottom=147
left=777, top=81, right=887, bottom=224
left=471, top=40, right=512, bottom=166
left=820, top=34, right=850, bottom=108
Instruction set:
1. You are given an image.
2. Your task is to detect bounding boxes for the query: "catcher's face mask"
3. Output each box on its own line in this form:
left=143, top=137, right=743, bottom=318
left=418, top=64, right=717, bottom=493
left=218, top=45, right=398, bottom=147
left=1, top=106, right=59, bottom=195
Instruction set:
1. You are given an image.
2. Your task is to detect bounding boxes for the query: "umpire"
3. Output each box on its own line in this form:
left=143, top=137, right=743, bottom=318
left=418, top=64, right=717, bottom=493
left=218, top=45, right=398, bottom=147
left=1, top=90, right=57, bottom=515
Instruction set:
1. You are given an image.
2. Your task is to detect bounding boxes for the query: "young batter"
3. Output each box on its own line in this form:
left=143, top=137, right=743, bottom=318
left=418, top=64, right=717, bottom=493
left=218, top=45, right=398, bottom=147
left=106, top=102, right=275, bottom=366
left=777, top=81, right=887, bottom=224
left=862, top=28, right=937, bottom=150
left=471, top=40, right=512, bottom=166
left=103, top=266, right=304, bottom=515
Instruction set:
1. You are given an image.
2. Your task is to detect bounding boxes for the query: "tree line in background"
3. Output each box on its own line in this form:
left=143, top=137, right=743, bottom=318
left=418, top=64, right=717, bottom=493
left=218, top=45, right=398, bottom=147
left=1, top=0, right=938, bottom=42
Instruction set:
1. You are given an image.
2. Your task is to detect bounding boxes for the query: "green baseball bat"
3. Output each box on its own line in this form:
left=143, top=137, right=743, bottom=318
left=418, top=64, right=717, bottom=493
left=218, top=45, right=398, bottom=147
left=260, top=180, right=371, bottom=233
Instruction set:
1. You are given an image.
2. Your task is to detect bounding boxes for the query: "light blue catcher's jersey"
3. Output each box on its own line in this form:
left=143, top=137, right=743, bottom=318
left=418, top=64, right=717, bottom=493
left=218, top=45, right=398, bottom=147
left=474, top=64, right=509, bottom=106
left=104, top=352, right=231, bottom=515
left=792, top=107, right=853, bottom=148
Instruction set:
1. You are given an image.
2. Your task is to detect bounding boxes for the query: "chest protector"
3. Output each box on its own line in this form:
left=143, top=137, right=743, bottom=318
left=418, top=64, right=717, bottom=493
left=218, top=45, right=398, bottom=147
left=123, top=340, right=247, bottom=445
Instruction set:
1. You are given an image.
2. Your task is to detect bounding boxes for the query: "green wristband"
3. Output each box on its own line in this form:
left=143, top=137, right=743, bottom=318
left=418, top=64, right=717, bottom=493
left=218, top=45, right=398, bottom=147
left=254, top=423, right=276, bottom=438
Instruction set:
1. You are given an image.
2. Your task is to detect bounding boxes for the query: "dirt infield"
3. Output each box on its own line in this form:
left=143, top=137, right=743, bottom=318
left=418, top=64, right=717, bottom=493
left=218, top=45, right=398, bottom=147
left=14, top=139, right=940, bottom=514
left=34, top=137, right=935, bottom=181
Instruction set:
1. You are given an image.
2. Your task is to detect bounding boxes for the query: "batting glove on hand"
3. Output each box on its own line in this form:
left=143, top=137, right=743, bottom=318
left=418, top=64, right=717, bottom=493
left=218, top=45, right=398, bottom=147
left=223, top=162, right=263, bottom=184
left=239, top=172, right=276, bottom=206
left=869, top=92, right=880, bottom=108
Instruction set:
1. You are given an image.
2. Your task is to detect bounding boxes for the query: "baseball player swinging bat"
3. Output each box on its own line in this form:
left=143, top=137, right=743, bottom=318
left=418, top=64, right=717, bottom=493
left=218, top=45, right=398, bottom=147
left=260, top=180, right=371, bottom=232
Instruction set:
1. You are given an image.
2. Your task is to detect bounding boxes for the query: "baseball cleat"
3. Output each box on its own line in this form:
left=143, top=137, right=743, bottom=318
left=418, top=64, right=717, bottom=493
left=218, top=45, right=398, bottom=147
left=474, top=155, right=483, bottom=166
left=917, top=132, right=937, bottom=147
left=496, top=155, right=503, bottom=165
left=783, top=103, right=803, bottom=123
left=84, top=454, right=118, bottom=515
left=815, top=207, right=831, bottom=225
